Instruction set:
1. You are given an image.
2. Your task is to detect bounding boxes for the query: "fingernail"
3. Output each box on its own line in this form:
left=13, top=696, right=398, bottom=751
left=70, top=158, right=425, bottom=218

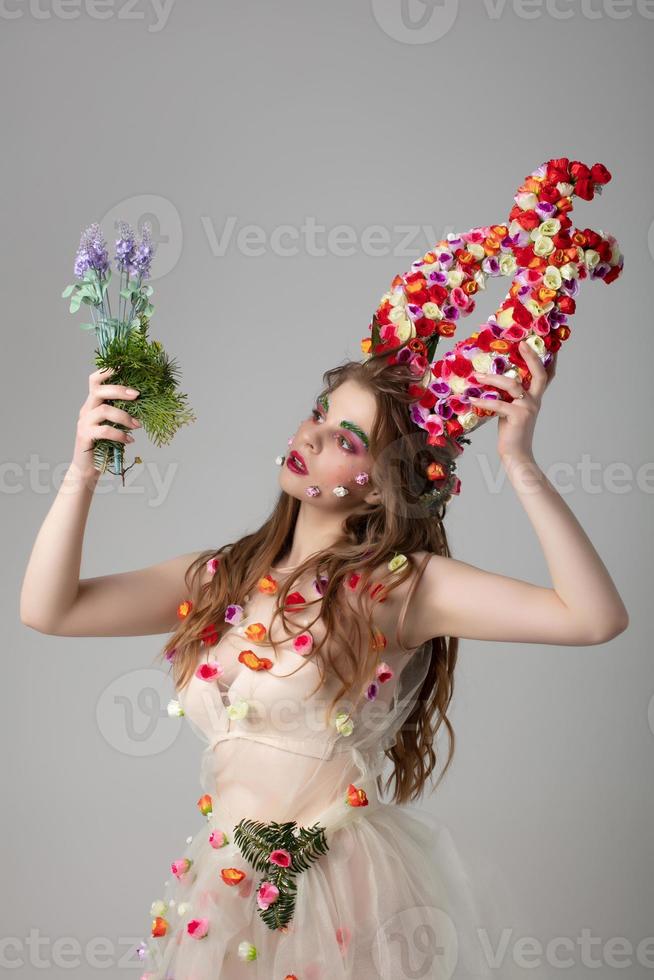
left=126, top=435, right=135, bottom=443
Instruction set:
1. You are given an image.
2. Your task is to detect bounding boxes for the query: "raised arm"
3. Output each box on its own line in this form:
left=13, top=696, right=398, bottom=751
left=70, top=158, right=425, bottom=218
left=406, top=344, right=629, bottom=649
left=19, top=365, right=205, bottom=637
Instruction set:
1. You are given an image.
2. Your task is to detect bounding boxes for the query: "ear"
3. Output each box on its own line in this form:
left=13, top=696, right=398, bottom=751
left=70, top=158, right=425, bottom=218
left=363, top=486, right=382, bottom=506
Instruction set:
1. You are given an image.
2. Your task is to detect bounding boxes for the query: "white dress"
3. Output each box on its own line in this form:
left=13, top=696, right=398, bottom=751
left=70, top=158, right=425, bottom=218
left=137, top=560, right=498, bottom=979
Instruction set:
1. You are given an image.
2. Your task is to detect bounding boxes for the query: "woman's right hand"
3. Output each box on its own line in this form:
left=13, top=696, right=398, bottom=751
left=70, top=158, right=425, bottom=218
left=72, top=366, right=142, bottom=476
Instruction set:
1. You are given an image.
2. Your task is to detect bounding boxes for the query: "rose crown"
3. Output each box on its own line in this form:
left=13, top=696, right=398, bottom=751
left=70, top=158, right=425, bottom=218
left=360, top=157, right=624, bottom=511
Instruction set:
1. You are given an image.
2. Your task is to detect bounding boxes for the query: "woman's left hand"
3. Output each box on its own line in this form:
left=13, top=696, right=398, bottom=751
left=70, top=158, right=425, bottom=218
left=468, top=340, right=558, bottom=462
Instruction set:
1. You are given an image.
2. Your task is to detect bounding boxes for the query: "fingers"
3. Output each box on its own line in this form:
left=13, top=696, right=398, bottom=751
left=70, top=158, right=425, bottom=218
left=88, top=403, right=142, bottom=429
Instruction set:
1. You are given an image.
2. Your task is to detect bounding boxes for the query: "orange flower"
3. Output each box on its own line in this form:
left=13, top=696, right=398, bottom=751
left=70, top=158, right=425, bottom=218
left=177, top=599, right=193, bottom=619
left=220, top=867, right=247, bottom=886
left=369, top=582, right=388, bottom=603
left=197, top=794, right=213, bottom=816
left=238, top=649, right=273, bottom=672
left=199, top=623, right=219, bottom=647
left=151, top=916, right=168, bottom=937
left=244, top=622, right=267, bottom=643
left=370, top=627, right=387, bottom=652
left=258, top=575, right=278, bottom=595
left=345, top=783, right=369, bottom=807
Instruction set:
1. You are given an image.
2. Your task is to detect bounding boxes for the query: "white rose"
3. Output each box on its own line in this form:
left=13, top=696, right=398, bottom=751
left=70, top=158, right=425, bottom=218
left=533, top=235, right=555, bottom=257
left=460, top=410, right=481, bottom=431
left=421, top=302, right=442, bottom=321
left=556, top=181, right=574, bottom=197
left=538, top=218, right=561, bottom=237
left=543, top=265, right=562, bottom=290
left=449, top=375, right=469, bottom=395
left=466, top=242, right=485, bottom=261
left=499, top=254, right=517, bottom=277
left=473, top=268, right=487, bottom=290
left=559, top=262, right=578, bottom=280
left=515, top=192, right=538, bottom=210
left=471, top=353, right=493, bottom=373
left=584, top=249, right=600, bottom=270
left=447, top=269, right=464, bottom=288
left=150, top=900, right=167, bottom=917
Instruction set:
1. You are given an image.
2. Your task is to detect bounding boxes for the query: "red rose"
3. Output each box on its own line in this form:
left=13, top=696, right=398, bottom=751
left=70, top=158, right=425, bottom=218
left=558, top=296, right=576, bottom=315
left=575, top=178, right=594, bottom=201
left=514, top=210, right=541, bottom=232
left=570, top=161, right=591, bottom=182
left=590, top=163, right=611, bottom=184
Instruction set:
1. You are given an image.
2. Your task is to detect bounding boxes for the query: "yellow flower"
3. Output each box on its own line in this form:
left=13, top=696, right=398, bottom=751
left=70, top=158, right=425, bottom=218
left=524, top=335, right=546, bottom=356
left=388, top=553, right=408, bottom=573
left=335, top=710, right=354, bottom=737
left=459, top=410, right=481, bottom=431
left=226, top=698, right=249, bottom=721
left=496, top=307, right=514, bottom=329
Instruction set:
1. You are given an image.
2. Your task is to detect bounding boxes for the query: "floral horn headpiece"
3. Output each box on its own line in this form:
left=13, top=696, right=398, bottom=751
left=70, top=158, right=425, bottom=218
left=360, top=157, right=624, bottom=513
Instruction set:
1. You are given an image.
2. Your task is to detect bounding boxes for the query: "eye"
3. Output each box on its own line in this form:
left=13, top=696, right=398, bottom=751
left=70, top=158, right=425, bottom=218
left=310, top=407, right=354, bottom=452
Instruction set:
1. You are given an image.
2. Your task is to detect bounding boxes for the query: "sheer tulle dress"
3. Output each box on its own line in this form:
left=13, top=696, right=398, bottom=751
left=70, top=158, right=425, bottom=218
left=136, top=557, right=500, bottom=979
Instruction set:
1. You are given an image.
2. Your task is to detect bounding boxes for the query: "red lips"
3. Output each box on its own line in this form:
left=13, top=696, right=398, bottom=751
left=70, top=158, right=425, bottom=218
left=287, top=451, right=309, bottom=475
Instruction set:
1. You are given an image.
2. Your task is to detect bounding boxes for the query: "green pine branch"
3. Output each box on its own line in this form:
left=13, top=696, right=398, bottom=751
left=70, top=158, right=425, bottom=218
left=233, top=816, right=330, bottom=931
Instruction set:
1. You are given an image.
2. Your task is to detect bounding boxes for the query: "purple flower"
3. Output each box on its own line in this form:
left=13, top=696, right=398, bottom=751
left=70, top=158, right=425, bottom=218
left=74, top=222, right=109, bottom=278
left=132, top=222, right=157, bottom=280
left=114, top=221, right=136, bottom=274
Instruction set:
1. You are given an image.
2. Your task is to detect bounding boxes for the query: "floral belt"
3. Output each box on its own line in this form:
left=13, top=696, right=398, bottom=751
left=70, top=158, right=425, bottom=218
left=206, top=776, right=381, bottom=932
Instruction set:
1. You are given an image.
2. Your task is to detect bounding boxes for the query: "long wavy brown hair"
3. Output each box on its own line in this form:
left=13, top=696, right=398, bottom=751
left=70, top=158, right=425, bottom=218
left=156, top=354, right=461, bottom=805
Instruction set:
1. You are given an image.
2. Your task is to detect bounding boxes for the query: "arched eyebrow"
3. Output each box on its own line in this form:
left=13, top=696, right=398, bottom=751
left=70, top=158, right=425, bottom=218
left=316, top=393, right=370, bottom=450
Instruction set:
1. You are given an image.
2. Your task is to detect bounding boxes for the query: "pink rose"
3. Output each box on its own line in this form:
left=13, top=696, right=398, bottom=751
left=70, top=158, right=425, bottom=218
left=171, top=857, right=192, bottom=878
left=195, top=661, right=224, bottom=682
left=208, top=829, right=227, bottom=849
left=186, top=917, right=209, bottom=939
left=257, top=881, right=280, bottom=910
left=269, top=848, right=292, bottom=867
left=292, top=632, right=313, bottom=655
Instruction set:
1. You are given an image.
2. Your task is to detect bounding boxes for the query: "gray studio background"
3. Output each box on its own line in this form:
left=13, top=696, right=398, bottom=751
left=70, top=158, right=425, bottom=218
left=3, top=2, right=653, bottom=978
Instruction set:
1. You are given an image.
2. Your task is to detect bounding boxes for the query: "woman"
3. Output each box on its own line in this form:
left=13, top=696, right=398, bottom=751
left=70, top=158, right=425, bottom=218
left=20, top=342, right=628, bottom=979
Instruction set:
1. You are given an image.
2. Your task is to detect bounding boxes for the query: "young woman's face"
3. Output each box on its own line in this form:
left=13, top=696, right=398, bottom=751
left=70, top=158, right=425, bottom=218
left=279, top=379, right=379, bottom=505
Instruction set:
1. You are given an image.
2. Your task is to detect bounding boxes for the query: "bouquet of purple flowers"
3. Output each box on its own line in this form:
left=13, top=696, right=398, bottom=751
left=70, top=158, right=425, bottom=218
left=62, top=220, right=195, bottom=482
